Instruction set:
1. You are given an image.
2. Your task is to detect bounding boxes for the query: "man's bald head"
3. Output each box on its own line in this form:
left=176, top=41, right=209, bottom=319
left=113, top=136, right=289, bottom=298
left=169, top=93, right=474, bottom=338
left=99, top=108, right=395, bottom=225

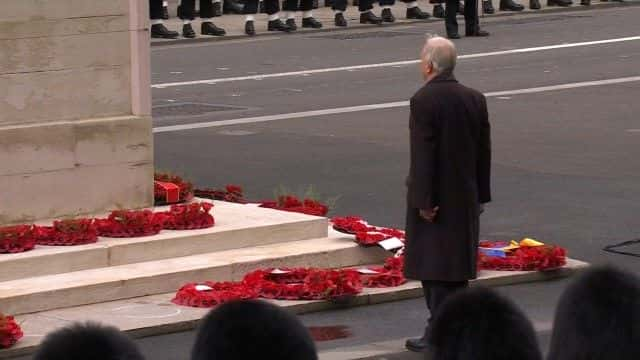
left=421, top=36, right=457, bottom=75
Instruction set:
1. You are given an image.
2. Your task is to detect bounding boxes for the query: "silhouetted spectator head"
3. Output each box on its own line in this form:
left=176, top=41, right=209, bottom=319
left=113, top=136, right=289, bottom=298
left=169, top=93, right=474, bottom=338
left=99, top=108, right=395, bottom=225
left=429, top=286, right=542, bottom=360
left=548, top=265, right=640, bottom=360
left=33, top=322, right=144, bottom=360
left=191, top=300, right=317, bottom=360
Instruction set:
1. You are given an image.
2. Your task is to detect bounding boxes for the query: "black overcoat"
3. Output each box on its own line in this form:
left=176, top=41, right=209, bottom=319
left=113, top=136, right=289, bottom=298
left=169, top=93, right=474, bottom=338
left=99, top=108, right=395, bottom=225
left=404, top=72, right=491, bottom=282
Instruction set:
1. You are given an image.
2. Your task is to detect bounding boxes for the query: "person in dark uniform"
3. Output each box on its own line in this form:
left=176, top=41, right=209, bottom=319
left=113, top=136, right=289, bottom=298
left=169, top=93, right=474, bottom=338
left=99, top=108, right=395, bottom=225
left=331, top=0, right=384, bottom=26
left=283, top=0, right=323, bottom=30
left=150, top=0, right=179, bottom=38
left=404, top=35, right=491, bottom=353
left=444, top=0, right=489, bottom=38
left=179, top=0, right=226, bottom=38
left=377, top=0, right=431, bottom=22
left=243, top=0, right=291, bottom=35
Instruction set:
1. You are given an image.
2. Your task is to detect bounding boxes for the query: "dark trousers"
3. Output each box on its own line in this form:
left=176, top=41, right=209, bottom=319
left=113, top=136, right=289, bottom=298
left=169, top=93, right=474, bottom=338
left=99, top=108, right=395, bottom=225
left=244, top=0, right=281, bottom=14
left=445, top=0, right=478, bottom=35
left=332, top=0, right=374, bottom=11
left=150, top=0, right=164, bottom=19
left=421, top=280, right=469, bottom=336
left=379, top=0, right=413, bottom=6
left=284, top=0, right=315, bottom=11
left=180, top=0, right=215, bottom=19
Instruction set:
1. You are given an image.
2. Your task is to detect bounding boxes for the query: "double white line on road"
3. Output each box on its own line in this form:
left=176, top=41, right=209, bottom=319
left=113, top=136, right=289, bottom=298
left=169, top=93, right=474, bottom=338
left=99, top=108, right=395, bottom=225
left=153, top=75, right=640, bottom=133
left=152, top=35, right=640, bottom=89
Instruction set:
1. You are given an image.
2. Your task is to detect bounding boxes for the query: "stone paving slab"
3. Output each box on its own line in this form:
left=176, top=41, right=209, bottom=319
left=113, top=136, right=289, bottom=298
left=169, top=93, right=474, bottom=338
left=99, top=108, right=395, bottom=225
left=150, top=0, right=636, bottom=44
left=0, top=258, right=588, bottom=358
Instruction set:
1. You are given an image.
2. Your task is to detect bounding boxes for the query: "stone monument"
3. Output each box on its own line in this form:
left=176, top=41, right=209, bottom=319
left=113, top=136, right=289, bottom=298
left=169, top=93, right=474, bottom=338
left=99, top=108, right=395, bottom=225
left=0, top=0, right=153, bottom=224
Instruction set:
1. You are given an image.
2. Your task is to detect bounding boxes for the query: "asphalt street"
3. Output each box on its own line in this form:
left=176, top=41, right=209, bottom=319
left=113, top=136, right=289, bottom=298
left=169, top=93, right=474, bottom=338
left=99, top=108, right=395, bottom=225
left=19, top=5, right=640, bottom=360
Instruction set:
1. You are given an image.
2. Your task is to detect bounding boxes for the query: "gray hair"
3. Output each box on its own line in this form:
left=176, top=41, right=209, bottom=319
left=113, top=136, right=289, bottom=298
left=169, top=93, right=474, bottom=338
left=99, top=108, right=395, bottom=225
left=421, top=35, right=457, bottom=73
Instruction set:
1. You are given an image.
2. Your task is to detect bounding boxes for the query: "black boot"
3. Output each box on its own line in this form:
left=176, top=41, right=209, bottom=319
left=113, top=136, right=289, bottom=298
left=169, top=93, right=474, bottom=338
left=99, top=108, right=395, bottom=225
left=580, top=0, right=590, bottom=5
left=268, top=19, right=293, bottom=32
left=162, top=6, right=170, bottom=19
left=432, top=4, right=445, bottom=18
left=530, top=0, right=541, bottom=8
left=406, top=336, right=428, bottom=353
left=448, top=32, right=461, bottom=39
left=381, top=8, right=396, bottom=22
left=201, top=21, right=226, bottom=36
left=182, top=23, right=196, bottom=38
left=302, top=17, right=323, bottom=28
left=360, top=11, right=383, bottom=24
left=482, top=0, right=495, bottom=13
left=335, top=12, right=348, bottom=26
left=286, top=18, right=298, bottom=30
left=151, top=23, right=179, bottom=39
left=466, top=27, right=490, bottom=36
left=500, top=0, right=525, bottom=10
left=223, top=0, right=245, bottom=14
left=406, top=6, right=430, bottom=19
left=547, top=0, right=572, bottom=6
left=245, top=20, right=256, bottom=36
left=213, top=2, right=222, bottom=16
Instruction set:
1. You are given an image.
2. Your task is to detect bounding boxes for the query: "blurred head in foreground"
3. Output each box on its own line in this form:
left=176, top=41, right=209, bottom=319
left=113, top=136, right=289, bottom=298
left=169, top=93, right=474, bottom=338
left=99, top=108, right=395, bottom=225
left=33, top=322, right=144, bottom=360
left=191, top=300, right=317, bottom=360
left=548, top=265, right=640, bottom=360
left=429, top=286, right=542, bottom=360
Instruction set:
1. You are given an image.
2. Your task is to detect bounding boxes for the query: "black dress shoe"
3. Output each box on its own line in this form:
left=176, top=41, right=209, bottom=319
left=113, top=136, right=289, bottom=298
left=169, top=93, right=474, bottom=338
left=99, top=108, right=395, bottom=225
left=381, top=8, right=396, bottom=22
left=302, top=17, right=323, bottom=28
left=213, top=2, right=222, bottom=16
left=447, top=32, right=461, bottom=39
left=406, top=337, right=428, bottom=352
left=268, top=19, right=293, bottom=32
left=335, top=13, right=348, bottom=26
left=581, top=0, right=590, bottom=5
left=360, top=11, right=383, bottom=24
left=547, top=0, right=572, bottom=6
left=482, top=0, right=495, bottom=14
left=245, top=20, right=256, bottom=36
left=466, top=28, right=490, bottom=36
left=286, top=18, right=298, bottom=30
left=162, top=6, right=170, bottom=19
left=201, top=21, right=226, bottom=36
left=432, top=4, right=445, bottom=18
left=530, top=0, right=541, bottom=8
left=151, top=24, right=179, bottom=39
left=406, top=6, right=430, bottom=19
left=182, top=23, right=196, bottom=38
left=500, top=0, right=525, bottom=10
left=224, top=0, right=245, bottom=14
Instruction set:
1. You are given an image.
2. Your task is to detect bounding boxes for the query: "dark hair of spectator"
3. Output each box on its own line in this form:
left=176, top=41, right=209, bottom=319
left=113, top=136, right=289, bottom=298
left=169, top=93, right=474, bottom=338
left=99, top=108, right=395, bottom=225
left=428, top=286, right=542, bottom=360
left=33, top=322, right=144, bottom=360
left=191, top=299, right=317, bottom=360
left=548, top=265, right=640, bottom=360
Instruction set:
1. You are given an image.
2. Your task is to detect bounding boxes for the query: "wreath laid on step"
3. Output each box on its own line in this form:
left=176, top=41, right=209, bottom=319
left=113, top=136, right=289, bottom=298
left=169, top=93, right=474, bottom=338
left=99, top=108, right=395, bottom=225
left=0, top=313, right=23, bottom=349
left=95, top=210, right=168, bottom=238
left=194, top=185, right=246, bottom=204
left=0, top=225, right=36, bottom=254
left=154, top=173, right=194, bottom=205
left=260, top=196, right=329, bottom=217
left=35, top=219, right=98, bottom=246
left=162, top=202, right=215, bottom=230
left=478, top=240, right=567, bottom=271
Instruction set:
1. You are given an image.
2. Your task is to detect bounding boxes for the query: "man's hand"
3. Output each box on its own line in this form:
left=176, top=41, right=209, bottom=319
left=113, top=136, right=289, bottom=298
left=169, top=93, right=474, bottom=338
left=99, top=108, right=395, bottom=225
left=419, top=207, right=439, bottom=223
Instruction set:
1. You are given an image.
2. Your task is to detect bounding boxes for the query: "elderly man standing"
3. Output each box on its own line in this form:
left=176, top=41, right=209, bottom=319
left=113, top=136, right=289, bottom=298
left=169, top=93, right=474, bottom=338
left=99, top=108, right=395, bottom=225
left=404, top=36, right=492, bottom=353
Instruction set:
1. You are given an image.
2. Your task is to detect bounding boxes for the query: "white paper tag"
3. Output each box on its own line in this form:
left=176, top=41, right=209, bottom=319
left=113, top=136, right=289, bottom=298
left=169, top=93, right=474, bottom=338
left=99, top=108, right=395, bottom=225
left=357, top=268, right=380, bottom=275
left=378, top=237, right=405, bottom=251
left=270, top=268, right=291, bottom=275
left=195, top=284, right=213, bottom=292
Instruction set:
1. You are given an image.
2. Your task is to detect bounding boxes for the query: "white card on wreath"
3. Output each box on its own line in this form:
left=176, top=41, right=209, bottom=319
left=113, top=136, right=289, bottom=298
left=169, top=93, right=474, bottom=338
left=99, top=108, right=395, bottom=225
left=271, top=268, right=291, bottom=274
left=378, top=237, right=404, bottom=251
left=357, top=268, right=380, bottom=275
left=195, top=284, right=213, bottom=292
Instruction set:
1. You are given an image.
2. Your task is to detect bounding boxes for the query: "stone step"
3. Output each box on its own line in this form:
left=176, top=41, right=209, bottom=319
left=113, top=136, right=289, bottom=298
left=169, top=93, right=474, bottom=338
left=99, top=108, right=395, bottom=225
left=0, top=230, right=389, bottom=315
left=0, top=258, right=589, bottom=359
left=0, top=200, right=328, bottom=282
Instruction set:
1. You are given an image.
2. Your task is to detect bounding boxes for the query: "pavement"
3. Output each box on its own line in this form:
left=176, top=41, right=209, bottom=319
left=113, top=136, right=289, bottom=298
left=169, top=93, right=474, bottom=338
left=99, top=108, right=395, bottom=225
left=8, top=3, right=640, bottom=359
left=150, top=0, right=635, bottom=42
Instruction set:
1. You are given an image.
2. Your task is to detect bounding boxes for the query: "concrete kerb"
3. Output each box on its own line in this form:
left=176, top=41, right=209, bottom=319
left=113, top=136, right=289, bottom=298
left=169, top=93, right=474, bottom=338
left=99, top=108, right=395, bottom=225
left=0, top=259, right=588, bottom=359
left=150, top=1, right=640, bottom=47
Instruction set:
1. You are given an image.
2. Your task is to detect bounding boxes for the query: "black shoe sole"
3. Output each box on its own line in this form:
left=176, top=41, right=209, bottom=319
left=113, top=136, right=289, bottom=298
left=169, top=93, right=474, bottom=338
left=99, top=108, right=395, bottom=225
left=406, top=343, right=427, bottom=353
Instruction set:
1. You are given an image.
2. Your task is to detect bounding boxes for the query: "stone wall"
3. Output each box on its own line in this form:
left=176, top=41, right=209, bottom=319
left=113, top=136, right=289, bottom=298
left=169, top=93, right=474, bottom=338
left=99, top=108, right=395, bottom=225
left=0, top=0, right=153, bottom=224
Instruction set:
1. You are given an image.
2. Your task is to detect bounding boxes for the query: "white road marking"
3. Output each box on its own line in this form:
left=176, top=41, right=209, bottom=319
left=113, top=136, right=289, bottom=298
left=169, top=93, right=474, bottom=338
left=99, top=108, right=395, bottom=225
left=152, top=35, right=640, bottom=89
left=153, top=75, right=640, bottom=133
left=626, top=129, right=640, bottom=132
